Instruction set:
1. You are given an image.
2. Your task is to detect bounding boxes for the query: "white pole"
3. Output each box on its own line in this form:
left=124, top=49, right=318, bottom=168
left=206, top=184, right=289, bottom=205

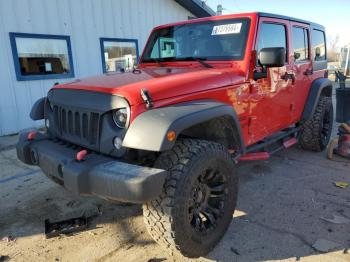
left=217, top=5, right=223, bottom=15
left=345, top=44, right=350, bottom=76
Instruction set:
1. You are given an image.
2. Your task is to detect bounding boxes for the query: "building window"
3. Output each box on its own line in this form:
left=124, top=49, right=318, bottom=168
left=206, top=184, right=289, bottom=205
left=9, top=33, right=74, bottom=81
left=100, top=38, right=139, bottom=73
left=292, top=27, right=309, bottom=62
left=312, top=29, right=326, bottom=61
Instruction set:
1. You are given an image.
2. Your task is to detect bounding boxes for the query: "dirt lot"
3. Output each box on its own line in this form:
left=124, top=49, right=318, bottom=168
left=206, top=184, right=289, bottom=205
left=1, top=88, right=350, bottom=262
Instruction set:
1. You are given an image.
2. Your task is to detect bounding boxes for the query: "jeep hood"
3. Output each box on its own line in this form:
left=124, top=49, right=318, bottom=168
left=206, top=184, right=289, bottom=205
left=54, top=67, right=244, bottom=106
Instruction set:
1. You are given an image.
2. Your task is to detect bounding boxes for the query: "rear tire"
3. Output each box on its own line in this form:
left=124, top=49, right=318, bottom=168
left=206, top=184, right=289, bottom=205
left=299, top=96, right=333, bottom=151
left=143, top=139, right=238, bottom=258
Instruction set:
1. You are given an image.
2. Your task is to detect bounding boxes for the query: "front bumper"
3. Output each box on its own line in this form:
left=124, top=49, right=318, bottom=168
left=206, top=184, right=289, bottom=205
left=16, top=132, right=166, bottom=203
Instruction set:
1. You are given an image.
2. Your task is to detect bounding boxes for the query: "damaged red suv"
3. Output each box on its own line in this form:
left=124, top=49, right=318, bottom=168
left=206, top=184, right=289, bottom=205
left=17, top=12, right=332, bottom=258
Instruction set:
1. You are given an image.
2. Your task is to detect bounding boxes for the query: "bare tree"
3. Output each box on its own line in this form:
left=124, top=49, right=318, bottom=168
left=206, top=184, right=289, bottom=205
left=328, top=34, right=340, bottom=62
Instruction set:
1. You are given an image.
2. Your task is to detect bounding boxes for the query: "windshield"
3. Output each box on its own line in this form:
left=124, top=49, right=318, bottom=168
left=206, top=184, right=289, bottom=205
left=142, top=18, right=250, bottom=62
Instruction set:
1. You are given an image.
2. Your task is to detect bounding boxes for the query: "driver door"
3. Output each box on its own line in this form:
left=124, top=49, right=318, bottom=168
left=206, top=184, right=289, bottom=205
left=249, top=18, right=295, bottom=142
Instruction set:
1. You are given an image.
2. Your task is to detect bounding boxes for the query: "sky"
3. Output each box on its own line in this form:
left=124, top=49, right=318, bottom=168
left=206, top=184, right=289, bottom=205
left=205, top=0, right=350, bottom=48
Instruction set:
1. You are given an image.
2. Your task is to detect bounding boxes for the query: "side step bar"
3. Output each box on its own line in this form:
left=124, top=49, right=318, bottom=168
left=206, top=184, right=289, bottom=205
left=283, top=137, right=298, bottom=149
left=238, top=127, right=300, bottom=162
left=239, top=152, right=270, bottom=161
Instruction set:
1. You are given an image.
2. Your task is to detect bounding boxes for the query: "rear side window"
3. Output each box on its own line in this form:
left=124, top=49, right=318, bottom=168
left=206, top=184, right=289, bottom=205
left=312, top=29, right=326, bottom=61
left=292, top=27, right=309, bottom=62
left=257, top=23, right=287, bottom=63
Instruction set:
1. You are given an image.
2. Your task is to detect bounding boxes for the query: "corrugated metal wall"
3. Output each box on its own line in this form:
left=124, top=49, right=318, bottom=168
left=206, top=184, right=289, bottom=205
left=0, top=0, right=193, bottom=136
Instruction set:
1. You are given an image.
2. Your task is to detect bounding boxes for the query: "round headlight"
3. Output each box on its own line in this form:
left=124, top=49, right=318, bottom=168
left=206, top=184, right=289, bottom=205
left=112, top=108, right=128, bottom=128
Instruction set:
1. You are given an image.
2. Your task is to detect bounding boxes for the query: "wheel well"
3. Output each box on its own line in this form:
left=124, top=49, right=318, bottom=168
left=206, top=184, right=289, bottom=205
left=179, top=116, right=242, bottom=153
left=321, top=85, right=332, bottom=97
left=302, top=79, right=333, bottom=121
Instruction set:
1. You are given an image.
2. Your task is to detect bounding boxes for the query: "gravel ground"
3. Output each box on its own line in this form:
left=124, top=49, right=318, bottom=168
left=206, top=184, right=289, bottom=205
left=1, top=135, right=350, bottom=262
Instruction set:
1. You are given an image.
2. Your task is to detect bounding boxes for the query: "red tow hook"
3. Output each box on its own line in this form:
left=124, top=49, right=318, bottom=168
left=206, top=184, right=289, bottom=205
left=27, top=131, right=37, bottom=141
left=76, top=150, right=88, bottom=161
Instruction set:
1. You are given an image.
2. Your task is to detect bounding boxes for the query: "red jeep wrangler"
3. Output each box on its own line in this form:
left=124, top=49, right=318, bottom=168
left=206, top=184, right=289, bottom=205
left=17, top=12, right=332, bottom=258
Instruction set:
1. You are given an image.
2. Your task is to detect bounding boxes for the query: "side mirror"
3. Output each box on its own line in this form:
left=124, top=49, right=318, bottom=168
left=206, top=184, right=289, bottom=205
left=254, top=47, right=286, bottom=80
left=258, top=47, right=286, bottom=67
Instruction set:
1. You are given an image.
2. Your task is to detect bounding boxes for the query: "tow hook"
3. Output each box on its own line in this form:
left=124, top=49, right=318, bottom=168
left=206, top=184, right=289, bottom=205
left=27, top=131, right=37, bottom=141
left=76, top=150, right=88, bottom=161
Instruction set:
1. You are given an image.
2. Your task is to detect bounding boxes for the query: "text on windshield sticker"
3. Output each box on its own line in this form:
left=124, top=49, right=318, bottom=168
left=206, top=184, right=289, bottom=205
left=212, top=23, right=242, bottom=35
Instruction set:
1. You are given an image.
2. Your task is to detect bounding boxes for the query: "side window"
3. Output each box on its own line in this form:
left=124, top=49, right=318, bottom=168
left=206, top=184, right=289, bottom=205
left=312, top=30, right=326, bottom=61
left=257, top=23, right=287, bottom=63
left=292, top=27, right=309, bottom=62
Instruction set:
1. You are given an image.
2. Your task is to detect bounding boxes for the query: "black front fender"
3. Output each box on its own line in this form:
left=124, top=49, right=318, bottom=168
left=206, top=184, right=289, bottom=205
left=30, top=97, right=46, bottom=120
left=123, top=100, right=245, bottom=153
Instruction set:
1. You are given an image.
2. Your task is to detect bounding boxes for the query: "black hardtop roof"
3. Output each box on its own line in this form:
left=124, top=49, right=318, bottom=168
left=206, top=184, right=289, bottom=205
left=258, top=12, right=325, bottom=31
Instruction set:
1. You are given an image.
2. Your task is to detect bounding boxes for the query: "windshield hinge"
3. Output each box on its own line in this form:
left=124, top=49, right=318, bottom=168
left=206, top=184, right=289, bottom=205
left=140, top=89, right=154, bottom=109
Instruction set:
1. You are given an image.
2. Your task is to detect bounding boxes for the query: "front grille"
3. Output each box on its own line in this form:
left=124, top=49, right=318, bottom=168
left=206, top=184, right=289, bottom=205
left=53, top=105, right=100, bottom=146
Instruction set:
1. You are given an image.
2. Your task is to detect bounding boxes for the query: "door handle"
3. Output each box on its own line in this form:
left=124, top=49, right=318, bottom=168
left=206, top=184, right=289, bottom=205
left=304, top=68, right=313, bottom=76
left=281, top=72, right=295, bottom=84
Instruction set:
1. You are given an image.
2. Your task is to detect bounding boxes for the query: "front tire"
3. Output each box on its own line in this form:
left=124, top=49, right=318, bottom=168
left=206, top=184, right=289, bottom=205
left=143, top=139, right=238, bottom=258
left=299, top=96, right=333, bottom=151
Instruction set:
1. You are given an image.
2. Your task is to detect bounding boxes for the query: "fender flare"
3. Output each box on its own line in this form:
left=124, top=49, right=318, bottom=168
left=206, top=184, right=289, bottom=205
left=122, top=100, right=245, bottom=153
left=30, top=97, right=46, bottom=120
left=302, top=78, right=333, bottom=121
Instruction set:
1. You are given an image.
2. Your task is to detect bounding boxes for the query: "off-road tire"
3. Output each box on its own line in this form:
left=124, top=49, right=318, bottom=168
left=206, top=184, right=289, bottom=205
left=299, top=96, right=333, bottom=151
left=143, top=139, right=238, bottom=258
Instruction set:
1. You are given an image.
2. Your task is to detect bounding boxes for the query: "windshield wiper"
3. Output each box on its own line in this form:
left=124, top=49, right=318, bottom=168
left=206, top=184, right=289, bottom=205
left=178, top=57, right=213, bottom=68
left=143, top=58, right=165, bottom=67
left=143, top=57, right=213, bottom=68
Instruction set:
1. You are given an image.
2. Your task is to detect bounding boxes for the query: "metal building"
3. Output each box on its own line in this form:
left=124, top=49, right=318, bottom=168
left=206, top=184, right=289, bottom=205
left=0, top=0, right=214, bottom=136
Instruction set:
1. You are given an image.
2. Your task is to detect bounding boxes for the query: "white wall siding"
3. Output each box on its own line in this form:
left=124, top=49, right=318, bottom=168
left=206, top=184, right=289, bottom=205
left=0, top=0, right=193, bottom=136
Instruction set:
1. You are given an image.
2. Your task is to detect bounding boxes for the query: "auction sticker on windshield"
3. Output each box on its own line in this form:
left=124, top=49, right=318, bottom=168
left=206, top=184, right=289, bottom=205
left=212, top=23, right=242, bottom=35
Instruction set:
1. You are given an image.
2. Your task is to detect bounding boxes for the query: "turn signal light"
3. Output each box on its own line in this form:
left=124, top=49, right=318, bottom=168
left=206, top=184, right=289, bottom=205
left=167, top=131, right=176, bottom=142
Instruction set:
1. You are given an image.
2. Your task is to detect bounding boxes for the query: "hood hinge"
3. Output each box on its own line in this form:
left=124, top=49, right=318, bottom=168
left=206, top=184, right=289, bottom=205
left=140, top=89, right=154, bottom=109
